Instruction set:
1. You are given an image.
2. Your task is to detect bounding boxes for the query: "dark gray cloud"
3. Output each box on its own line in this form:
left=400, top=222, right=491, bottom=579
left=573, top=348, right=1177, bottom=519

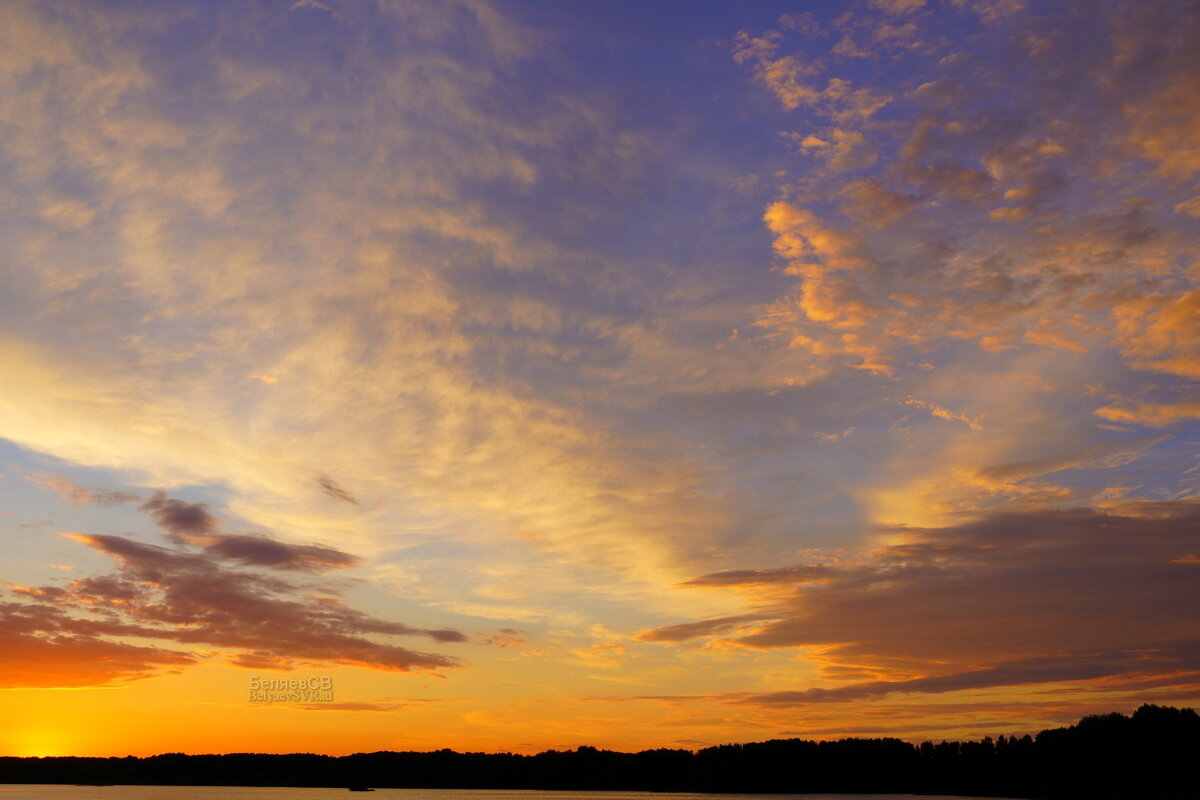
left=317, top=475, right=358, bottom=504
left=74, top=532, right=467, bottom=653
left=140, top=491, right=220, bottom=541
left=139, top=490, right=361, bottom=572
left=642, top=503, right=1200, bottom=696
left=206, top=534, right=360, bottom=570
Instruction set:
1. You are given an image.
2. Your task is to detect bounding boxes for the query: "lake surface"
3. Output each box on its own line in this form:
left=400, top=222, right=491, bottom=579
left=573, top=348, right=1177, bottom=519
left=0, top=790, right=1018, bottom=800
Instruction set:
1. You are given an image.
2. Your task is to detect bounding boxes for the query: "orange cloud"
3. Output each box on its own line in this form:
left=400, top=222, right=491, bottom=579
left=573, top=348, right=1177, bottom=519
left=1095, top=402, right=1200, bottom=428
left=904, top=397, right=983, bottom=430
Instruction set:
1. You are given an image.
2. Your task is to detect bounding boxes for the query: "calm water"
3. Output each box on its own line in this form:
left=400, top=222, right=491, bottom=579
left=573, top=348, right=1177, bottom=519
left=0, top=790, right=1017, bottom=800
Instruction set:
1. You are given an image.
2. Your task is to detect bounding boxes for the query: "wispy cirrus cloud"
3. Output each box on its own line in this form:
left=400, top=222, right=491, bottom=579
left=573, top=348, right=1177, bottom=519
left=0, top=0, right=776, bottom=624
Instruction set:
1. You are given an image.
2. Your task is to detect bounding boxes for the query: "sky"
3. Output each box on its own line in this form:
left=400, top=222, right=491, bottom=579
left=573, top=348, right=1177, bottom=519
left=1, top=0, right=1198, bottom=758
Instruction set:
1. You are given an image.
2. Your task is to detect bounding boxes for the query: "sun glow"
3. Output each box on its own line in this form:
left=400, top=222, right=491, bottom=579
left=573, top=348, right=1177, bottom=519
left=4, top=730, right=73, bottom=758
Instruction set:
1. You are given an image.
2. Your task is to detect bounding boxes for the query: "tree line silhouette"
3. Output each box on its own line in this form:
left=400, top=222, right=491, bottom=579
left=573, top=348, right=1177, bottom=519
left=1, top=704, right=1194, bottom=797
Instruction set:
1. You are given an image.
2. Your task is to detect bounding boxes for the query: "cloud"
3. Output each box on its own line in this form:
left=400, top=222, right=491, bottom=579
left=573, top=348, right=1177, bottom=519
left=735, top=642, right=1200, bottom=706
left=140, top=491, right=220, bottom=542
left=74, top=531, right=461, bottom=644
left=316, top=475, right=358, bottom=504
left=871, top=0, right=927, bottom=15
left=293, top=701, right=408, bottom=712
left=974, top=436, right=1166, bottom=486
left=731, top=31, right=886, bottom=120
left=731, top=31, right=822, bottom=111
left=288, top=0, right=344, bottom=24
left=1176, top=196, right=1200, bottom=218
left=1110, top=2, right=1200, bottom=178
left=481, top=628, right=527, bottom=647
left=904, top=397, right=983, bottom=430
left=0, top=0, right=773, bottom=619
left=839, top=179, right=925, bottom=226
left=137, top=490, right=360, bottom=571
left=0, top=609, right=196, bottom=688
left=731, top=1, right=1200, bottom=550
left=29, top=474, right=141, bottom=507
left=636, top=614, right=769, bottom=643
left=1095, top=403, right=1200, bottom=428
left=642, top=503, right=1200, bottom=697
left=681, top=565, right=832, bottom=588
left=742, top=1, right=1200, bottom=410
left=0, top=516, right=466, bottom=687
left=204, top=534, right=360, bottom=570
left=1113, top=288, right=1200, bottom=380
left=785, top=128, right=878, bottom=172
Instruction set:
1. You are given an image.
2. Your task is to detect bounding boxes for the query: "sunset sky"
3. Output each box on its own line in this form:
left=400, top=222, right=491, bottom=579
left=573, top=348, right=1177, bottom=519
left=2, top=0, right=1199, bottom=758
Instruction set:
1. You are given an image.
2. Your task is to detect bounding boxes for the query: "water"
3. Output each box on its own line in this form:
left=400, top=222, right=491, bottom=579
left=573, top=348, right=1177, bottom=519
left=0, top=790, right=1016, bottom=800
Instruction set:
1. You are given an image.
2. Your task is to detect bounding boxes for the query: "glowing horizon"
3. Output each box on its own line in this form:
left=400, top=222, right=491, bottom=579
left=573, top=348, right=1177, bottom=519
left=1, top=0, right=1198, bottom=757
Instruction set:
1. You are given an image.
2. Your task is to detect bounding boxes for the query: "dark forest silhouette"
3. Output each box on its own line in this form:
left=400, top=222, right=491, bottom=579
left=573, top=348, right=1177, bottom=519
left=1, top=704, right=1195, bottom=797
